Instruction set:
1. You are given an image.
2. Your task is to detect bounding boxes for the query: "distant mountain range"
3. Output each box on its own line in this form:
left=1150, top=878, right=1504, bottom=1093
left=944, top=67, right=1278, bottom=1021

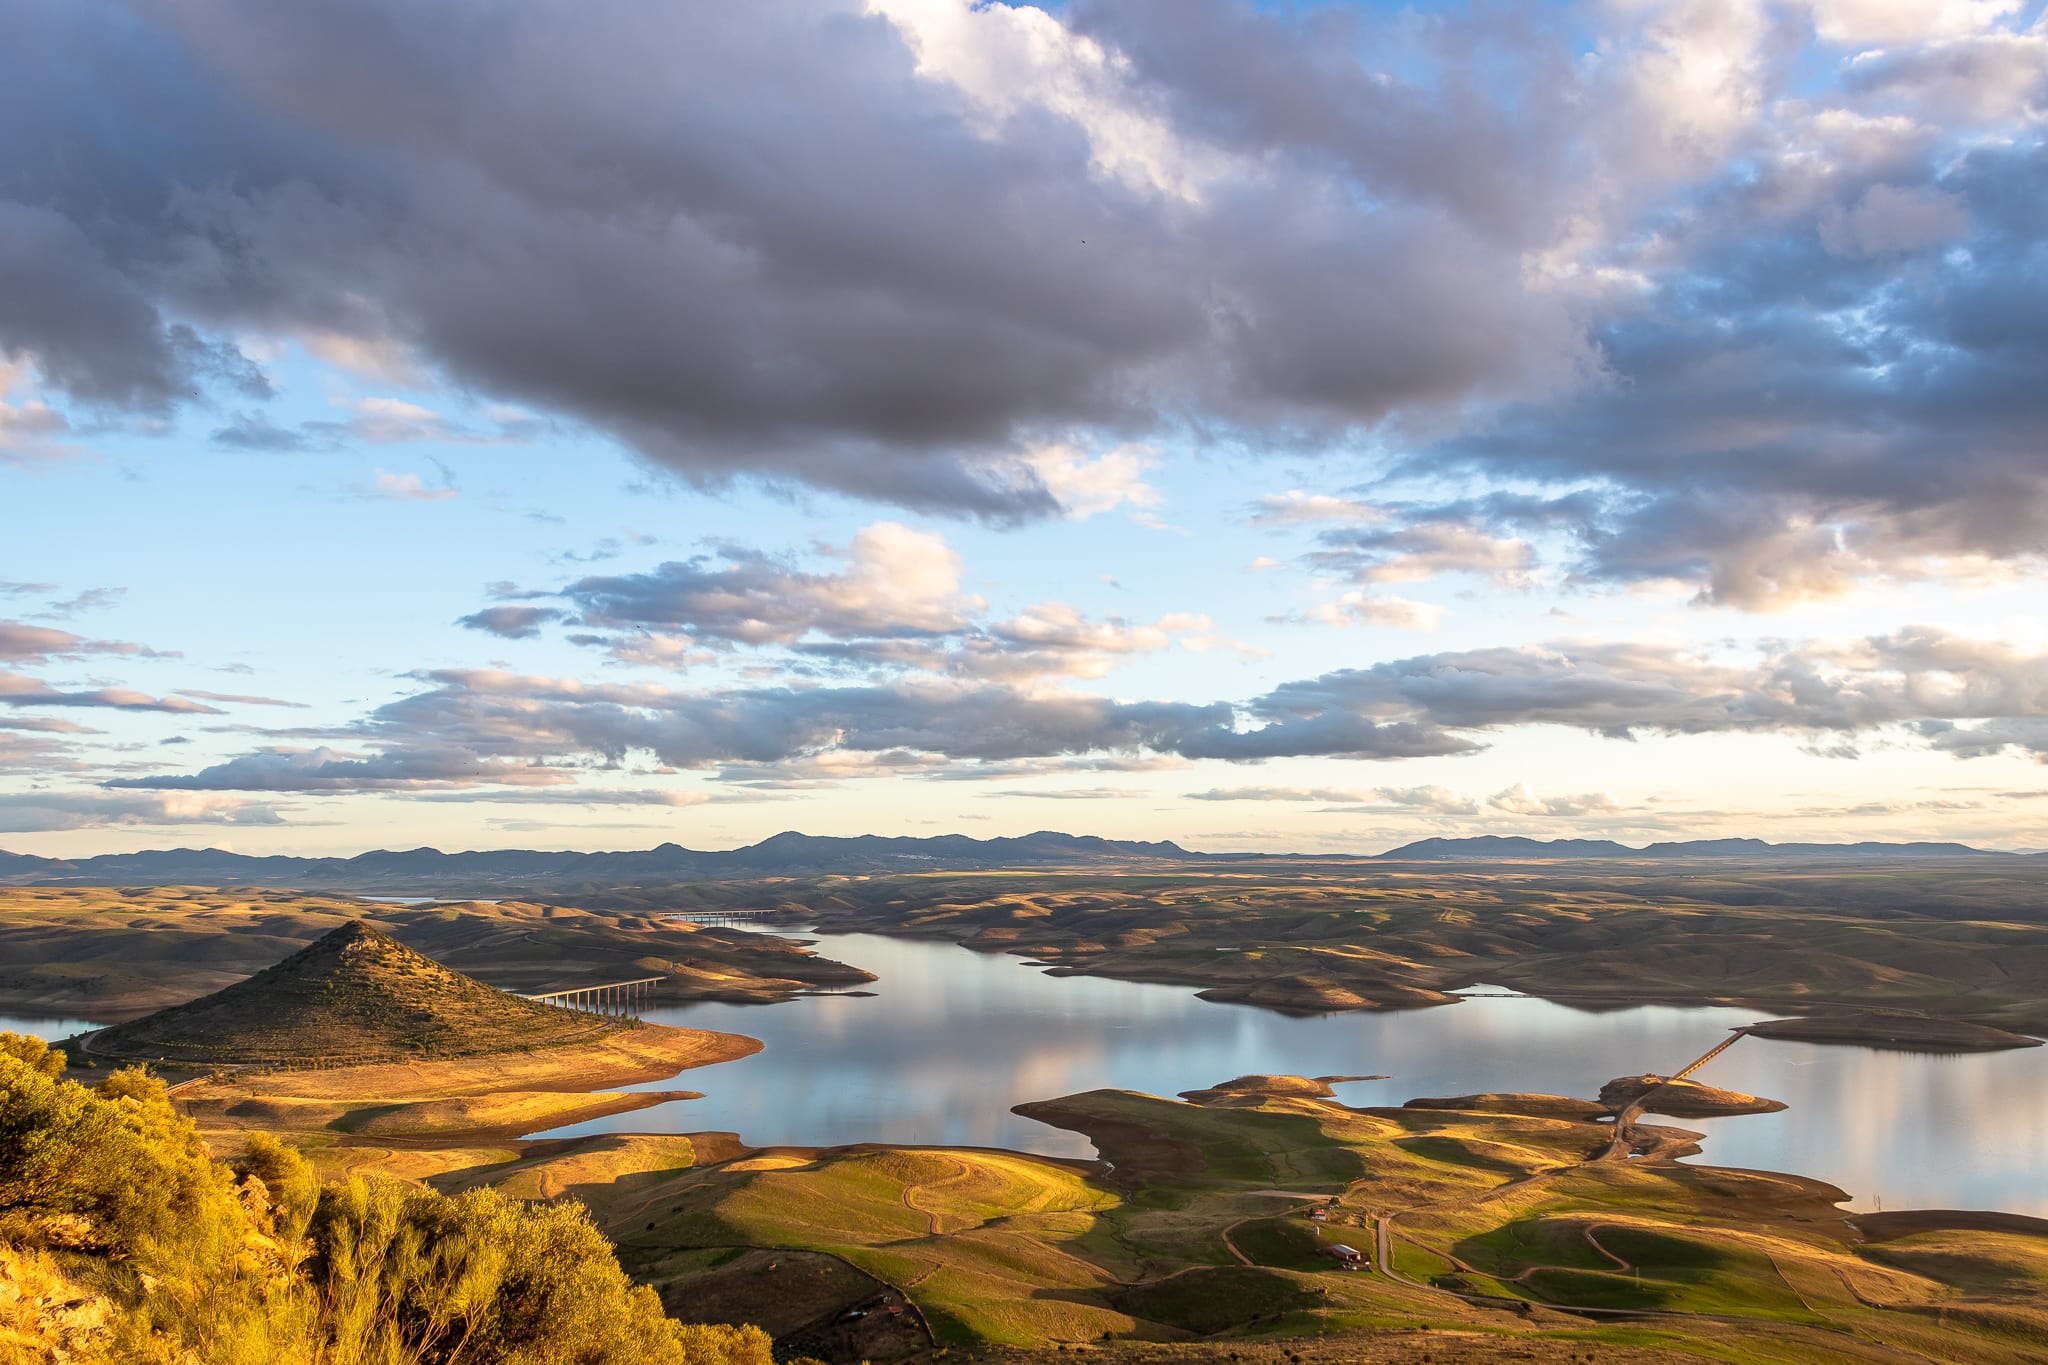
left=1374, top=835, right=2008, bottom=861
left=0, top=831, right=1212, bottom=893
left=0, top=830, right=2028, bottom=893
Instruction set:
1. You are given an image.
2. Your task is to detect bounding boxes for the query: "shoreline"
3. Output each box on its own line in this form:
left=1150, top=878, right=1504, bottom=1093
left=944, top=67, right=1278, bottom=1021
left=803, top=918, right=2048, bottom=1046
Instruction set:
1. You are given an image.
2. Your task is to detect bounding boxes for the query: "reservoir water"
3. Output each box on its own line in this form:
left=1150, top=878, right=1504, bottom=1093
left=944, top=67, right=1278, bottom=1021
left=1, top=1014, right=104, bottom=1043
left=537, top=928, right=2048, bottom=1216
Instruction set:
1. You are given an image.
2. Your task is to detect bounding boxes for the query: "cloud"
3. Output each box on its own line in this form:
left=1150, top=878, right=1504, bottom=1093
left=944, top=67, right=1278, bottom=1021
left=0, top=671, right=221, bottom=714
left=1366, top=785, right=1485, bottom=816
left=1247, top=626, right=2048, bottom=756
left=1006, top=444, right=1164, bottom=521
left=356, top=667, right=1479, bottom=772
left=6, top=0, right=2043, bottom=588
left=211, top=410, right=325, bottom=452
left=565, top=522, right=975, bottom=646
left=1307, top=518, right=1536, bottom=588
left=406, top=787, right=713, bottom=807
left=547, top=523, right=1252, bottom=681
left=0, top=731, right=85, bottom=774
left=1817, top=182, right=1970, bottom=258
left=0, top=790, right=286, bottom=832
left=1248, top=491, right=1383, bottom=526
left=987, top=786, right=1148, bottom=800
left=0, top=360, right=76, bottom=465
left=1293, top=592, right=1446, bottom=633
left=0, top=623, right=168, bottom=663
left=1808, top=0, right=2020, bottom=46
left=0, top=716, right=98, bottom=734
left=98, top=623, right=2048, bottom=800
left=108, top=745, right=577, bottom=792
left=1485, top=783, right=1620, bottom=818
left=35, top=587, right=126, bottom=619
left=1187, top=786, right=1372, bottom=803
left=0, top=0, right=1596, bottom=517
left=1189, top=783, right=1481, bottom=814
left=457, top=606, right=566, bottom=640
left=368, top=468, right=458, bottom=501
left=173, top=689, right=309, bottom=708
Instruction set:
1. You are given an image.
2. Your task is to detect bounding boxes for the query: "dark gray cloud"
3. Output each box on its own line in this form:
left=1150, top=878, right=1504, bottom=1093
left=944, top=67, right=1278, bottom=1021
left=342, top=669, right=1478, bottom=778
left=1402, top=138, right=2048, bottom=605
left=1, top=0, right=2040, bottom=595
left=0, top=0, right=1586, bottom=517
left=210, top=411, right=326, bottom=452
left=456, top=606, right=566, bottom=640
left=1247, top=627, right=2048, bottom=754
left=562, top=523, right=970, bottom=645
left=100, top=621, right=2048, bottom=796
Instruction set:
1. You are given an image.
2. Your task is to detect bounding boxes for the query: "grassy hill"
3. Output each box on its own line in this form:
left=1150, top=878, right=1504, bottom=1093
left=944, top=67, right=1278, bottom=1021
left=495, top=1074, right=2048, bottom=1362
left=85, top=920, right=624, bottom=1064
left=0, top=885, right=872, bottom=1021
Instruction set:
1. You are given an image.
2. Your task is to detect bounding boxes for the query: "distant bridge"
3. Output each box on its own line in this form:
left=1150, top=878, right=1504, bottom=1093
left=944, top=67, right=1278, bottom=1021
left=521, top=976, right=663, bottom=1017
left=1600, top=1027, right=1752, bottom=1160
left=666, top=910, right=783, bottom=928
left=1668, top=1030, right=1746, bottom=1083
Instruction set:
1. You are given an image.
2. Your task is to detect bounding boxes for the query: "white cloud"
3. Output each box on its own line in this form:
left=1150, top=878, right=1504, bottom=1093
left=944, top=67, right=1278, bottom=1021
left=0, top=790, right=286, bottom=832
left=370, top=468, right=459, bottom=501
left=1012, top=443, right=1165, bottom=521
left=1808, top=0, right=2020, bottom=46
left=867, top=0, right=1237, bottom=203
left=0, top=360, right=76, bottom=466
left=1486, top=783, right=1621, bottom=817
left=1300, top=592, right=1447, bottom=633
left=1249, top=491, right=1385, bottom=526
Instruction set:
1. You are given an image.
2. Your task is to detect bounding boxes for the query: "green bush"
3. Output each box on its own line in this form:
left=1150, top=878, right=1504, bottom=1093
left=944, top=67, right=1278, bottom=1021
left=0, top=1034, right=772, bottom=1365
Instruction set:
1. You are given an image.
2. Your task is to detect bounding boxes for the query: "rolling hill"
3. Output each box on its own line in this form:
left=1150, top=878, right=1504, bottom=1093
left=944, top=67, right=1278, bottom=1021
left=83, top=920, right=623, bottom=1064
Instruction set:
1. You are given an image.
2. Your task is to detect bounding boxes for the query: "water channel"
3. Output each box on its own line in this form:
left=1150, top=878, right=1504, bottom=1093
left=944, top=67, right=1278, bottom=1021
left=531, top=927, right=2048, bottom=1216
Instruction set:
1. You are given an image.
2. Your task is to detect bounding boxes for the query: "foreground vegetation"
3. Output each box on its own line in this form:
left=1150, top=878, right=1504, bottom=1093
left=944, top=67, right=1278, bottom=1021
left=0, top=1033, right=774, bottom=1365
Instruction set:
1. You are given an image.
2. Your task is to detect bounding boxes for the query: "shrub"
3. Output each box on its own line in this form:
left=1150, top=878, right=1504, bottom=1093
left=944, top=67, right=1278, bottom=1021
left=0, top=1034, right=773, bottom=1365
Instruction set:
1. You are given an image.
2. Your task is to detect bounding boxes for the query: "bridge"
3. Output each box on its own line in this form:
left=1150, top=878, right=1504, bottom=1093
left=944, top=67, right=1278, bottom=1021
left=1668, top=1030, right=1746, bottom=1083
left=666, top=910, right=782, bottom=927
left=521, top=976, right=664, bottom=1016
left=1600, top=1027, right=1752, bottom=1160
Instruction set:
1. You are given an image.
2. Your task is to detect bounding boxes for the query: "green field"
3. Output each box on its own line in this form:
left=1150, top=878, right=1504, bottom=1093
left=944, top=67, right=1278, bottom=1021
left=446, top=1076, right=2048, bottom=1363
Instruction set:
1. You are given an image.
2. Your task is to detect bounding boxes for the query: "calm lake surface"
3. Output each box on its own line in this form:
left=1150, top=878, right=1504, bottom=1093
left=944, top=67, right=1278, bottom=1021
left=2, top=1014, right=104, bottom=1043
left=537, top=928, right=2048, bottom=1216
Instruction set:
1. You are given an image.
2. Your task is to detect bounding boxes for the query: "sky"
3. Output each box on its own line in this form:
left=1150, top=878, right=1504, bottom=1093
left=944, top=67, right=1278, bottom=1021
left=3, top=0, right=2047, bottom=857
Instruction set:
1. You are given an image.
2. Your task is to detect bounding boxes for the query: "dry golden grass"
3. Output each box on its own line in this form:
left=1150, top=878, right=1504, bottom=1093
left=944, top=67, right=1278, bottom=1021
left=0, top=884, right=871, bottom=1021
left=782, top=864, right=2048, bottom=1032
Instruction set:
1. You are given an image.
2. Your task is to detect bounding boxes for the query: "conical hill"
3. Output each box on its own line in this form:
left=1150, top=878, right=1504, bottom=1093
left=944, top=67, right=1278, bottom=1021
left=88, top=919, right=625, bottom=1064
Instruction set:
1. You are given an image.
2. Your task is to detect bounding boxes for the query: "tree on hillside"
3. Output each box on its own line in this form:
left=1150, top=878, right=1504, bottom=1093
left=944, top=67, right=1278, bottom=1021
left=0, top=1034, right=773, bottom=1365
